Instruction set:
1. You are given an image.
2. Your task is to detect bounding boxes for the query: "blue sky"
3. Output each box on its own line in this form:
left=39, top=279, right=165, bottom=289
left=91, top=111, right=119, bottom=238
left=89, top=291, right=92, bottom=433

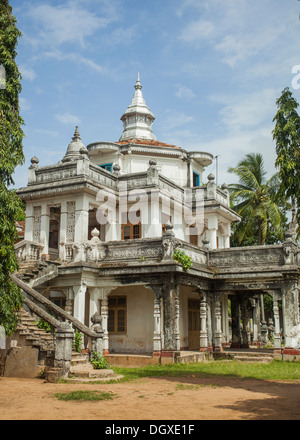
left=10, top=0, right=300, bottom=188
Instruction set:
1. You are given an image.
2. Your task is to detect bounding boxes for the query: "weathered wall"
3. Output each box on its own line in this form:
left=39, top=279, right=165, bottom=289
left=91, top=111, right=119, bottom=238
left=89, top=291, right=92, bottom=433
left=108, top=285, right=154, bottom=353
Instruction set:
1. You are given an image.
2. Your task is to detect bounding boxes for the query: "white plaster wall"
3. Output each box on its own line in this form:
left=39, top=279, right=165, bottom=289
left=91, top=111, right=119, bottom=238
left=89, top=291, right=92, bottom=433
left=108, top=286, right=154, bottom=353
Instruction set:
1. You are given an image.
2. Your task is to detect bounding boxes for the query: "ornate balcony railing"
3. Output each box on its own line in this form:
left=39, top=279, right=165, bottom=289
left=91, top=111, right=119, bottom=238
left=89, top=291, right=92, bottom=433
left=15, top=240, right=44, bottom=262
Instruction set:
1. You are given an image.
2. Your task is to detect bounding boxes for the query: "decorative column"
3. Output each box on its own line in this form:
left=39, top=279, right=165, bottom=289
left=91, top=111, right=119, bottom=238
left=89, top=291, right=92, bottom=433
left=161, top=278, right=180, bottom=360
left=259, top=294, right=268, bottom=345
left=230, top=295, right=241, bottom=348
left=214, top=298, right=223, bottom=352
left=153, top=294, right=162, bottom=355
left=241, top=299, right=249, bottom=349
left=206, top=295, right=213, bottom=351
left=97, top=286, right=116, bottom=356
left=100, top=298, right=109, bottom=356
left=199, top=293, right=208, bottom=351
left=252, top=297, right=260, bottom=345
left=273, top=296, right=282, bottom=350
left=175, top=287, right=180, bottom=352
left=60, top=200, right=76, bottom=260
left=40, top=204, right=50, bottom=257
left=281, top=280, right=300, bottom=359
left=221, top=294, right=230, bottom=345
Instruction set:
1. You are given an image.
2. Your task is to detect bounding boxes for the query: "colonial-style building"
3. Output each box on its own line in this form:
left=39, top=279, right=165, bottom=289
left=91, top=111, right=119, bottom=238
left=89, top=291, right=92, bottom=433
left=15, top=76, right=300, bottom=362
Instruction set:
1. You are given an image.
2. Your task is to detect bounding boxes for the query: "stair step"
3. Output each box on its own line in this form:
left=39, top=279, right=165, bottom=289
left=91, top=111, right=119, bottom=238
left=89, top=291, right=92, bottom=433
left=70, top=365, right=116, bottom=378
left=234, top=355, right=273, bottom=363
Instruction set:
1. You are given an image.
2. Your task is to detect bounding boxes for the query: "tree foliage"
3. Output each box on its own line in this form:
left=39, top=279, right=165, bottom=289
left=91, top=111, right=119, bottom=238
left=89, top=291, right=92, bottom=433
left=0, top=1, right=25, bottom=336
left=272, top=87, right=300, bottom=222
left=228, top=153, right=287, bottom=246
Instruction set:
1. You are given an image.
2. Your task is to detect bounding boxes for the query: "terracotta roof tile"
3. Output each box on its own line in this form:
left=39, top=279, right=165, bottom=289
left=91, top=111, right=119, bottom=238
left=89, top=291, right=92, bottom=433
left=116, top=138, right=181, bottom=149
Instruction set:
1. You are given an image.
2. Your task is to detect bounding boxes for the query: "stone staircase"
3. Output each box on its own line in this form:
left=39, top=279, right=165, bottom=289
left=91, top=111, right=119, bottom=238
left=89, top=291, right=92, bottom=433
left=16, top=308, right=122, bottom=383
left=67, top=352, right=123, bottom=383
left=17, top=260, right=59, bottom=288
left=17, top=308, right=55, bottom=354
left=218, top=348, right=275, bottom=363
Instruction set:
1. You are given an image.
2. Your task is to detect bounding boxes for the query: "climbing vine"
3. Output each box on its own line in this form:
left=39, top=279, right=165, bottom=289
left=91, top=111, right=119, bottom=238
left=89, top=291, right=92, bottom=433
left=173, top=249, right=192, bottom=271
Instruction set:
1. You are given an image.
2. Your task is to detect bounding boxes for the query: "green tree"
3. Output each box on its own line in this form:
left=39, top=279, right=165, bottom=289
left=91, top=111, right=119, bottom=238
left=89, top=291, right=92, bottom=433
left=228, top=153, right=285, bottom=246
left=272, top=87, right=300, bottom=223
left=0, top=1, right=25, bottom=335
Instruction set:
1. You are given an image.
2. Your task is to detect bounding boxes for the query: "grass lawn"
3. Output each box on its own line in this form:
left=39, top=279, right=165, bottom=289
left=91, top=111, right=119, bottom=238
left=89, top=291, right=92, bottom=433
left=54, top=390, right=117, bottom=401
left=111, top=360, right=300, bottom=382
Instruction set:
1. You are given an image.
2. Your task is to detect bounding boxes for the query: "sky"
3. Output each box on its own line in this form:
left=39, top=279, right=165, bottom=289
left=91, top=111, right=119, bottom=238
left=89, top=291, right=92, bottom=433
left=9, top=0, right=300, bottom=189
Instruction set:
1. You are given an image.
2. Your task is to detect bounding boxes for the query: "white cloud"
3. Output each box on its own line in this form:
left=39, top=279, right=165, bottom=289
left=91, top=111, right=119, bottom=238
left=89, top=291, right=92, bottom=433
left=215, top=24, right=286, bottom=67
left=55, top=113, right=81, bottom=125
left=214, top=89, right=278, bottom=132
left=163, top=110, right=195, bottom=130
left=43, top=50, right=105, bottom=74
left=35, top=128, right=59, bottom=137
left=179, top=19, right=215, bottom=45
left=175, top=85, right=196, bottom=101
left=200, top=127, right=277, bottom=186
left=26, top=0, right=118, bottom=49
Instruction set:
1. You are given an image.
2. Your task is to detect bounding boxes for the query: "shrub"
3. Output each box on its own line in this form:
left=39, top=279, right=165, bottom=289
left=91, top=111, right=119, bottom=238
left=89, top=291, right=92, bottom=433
left=173, top=249, right=192, bottom=271
left=90, top=351, right=110, bottom=369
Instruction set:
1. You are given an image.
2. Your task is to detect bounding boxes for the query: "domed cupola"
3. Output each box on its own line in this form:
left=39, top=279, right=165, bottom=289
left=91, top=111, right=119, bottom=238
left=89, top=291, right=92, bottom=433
left=119, top=74, right=157, bottom=141
left=62, top=126, right=87, bottom=162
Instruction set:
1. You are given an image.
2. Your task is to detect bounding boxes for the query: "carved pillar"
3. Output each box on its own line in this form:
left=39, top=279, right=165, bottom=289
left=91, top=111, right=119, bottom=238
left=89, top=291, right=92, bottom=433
left=272, top=292, right=282, bottom=350
left=161, top=278, right=180, bottom=359
left=241, top=299, right=249, bottom=349
left=40, top=204, right=50, bottom=256
left=96, top=287, right=116, bottom=356
left=200, top=293, right=208, bottom=351
left=32, top=206, right=42, bottom=243
left=100, top=298, right=109, bottom=355
left=60, top=201, right=76, bottom=260
left=259, top=294, right=268, bottom=345
left=230, top=295, right=241, bottom=348
left=281, top=279, right=300, bottom=355
left=96, top=286, right=117, bottom=356
left=153, top=295, right=162, bottom=354
left=175, top=288, right=180, bottom=351
left=206, top=294, right=213, bottom=351
left=252, top=297, right=260, bottom=345
left=214, top=298, right=223, bottom=352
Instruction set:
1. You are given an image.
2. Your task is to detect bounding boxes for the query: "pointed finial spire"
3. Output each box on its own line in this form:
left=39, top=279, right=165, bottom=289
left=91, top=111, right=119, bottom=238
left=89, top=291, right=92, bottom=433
left=72, top=126, right=81, bottom=142
left=135, top=72, right=142, bottom=90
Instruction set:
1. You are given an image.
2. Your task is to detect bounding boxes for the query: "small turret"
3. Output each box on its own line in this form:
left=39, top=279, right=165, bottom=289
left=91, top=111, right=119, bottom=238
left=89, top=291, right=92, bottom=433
left=62, top=126, right=88, bottom=162
left=119, top=74, right=157, bottom=141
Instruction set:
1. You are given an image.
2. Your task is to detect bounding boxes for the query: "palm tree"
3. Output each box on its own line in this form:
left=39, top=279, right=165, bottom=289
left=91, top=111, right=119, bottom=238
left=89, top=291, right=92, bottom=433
left=228, top=153, right=284, bottom=246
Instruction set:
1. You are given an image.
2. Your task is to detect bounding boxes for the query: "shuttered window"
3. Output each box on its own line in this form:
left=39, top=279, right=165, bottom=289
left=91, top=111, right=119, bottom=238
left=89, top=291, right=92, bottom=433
left=108, top=296, right=127, bottom=333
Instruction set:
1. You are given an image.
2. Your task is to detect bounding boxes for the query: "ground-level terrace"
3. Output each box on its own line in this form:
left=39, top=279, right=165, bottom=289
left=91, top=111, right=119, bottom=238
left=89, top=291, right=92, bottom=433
left=15, top=229, right=300, bottom=363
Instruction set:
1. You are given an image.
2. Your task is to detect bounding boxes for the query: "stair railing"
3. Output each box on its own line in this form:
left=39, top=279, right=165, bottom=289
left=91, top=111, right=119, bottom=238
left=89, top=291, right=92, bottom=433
left=10, top=275, right=103, bottom=355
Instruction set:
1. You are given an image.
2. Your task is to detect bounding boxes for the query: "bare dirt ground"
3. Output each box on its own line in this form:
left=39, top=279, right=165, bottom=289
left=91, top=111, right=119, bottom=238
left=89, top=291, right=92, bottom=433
left=1, top=375, right=300, bottom=421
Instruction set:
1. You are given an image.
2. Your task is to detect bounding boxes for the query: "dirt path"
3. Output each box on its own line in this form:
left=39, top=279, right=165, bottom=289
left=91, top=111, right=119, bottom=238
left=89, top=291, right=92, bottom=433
left=0, top=375, right=300, bottom=421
